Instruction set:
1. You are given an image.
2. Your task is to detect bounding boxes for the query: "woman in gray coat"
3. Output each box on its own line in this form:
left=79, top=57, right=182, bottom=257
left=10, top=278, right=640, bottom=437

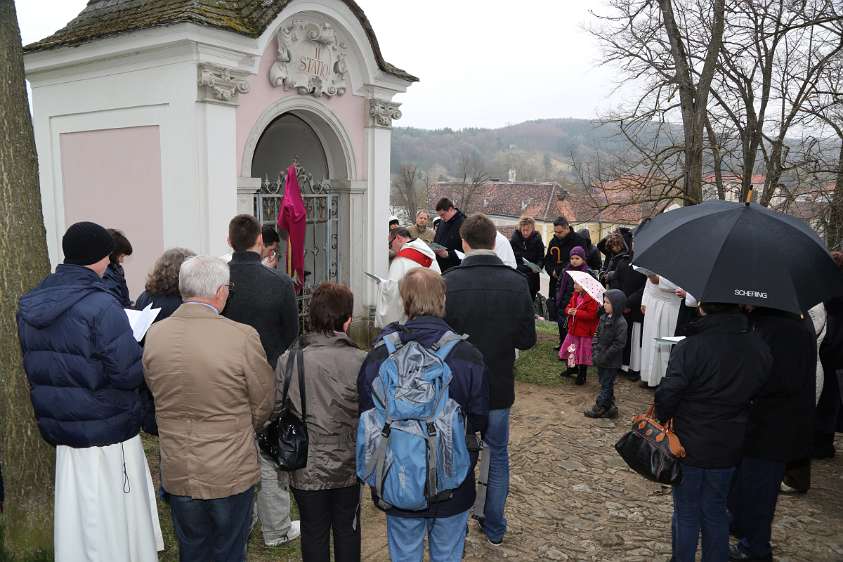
left=277, top=283, right=366, bottom=562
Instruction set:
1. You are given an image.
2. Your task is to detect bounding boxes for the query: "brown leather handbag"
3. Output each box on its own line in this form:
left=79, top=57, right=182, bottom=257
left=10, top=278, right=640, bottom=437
left=614, top=404, right=686, bottom=485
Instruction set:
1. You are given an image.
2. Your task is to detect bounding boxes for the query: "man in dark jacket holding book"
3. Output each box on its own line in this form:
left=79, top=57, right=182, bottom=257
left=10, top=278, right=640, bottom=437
left=655, top=303, right=771, bottom=562
left=433, top=197, right=466, bottom=272
left=443, top=213, right=536, bottom=546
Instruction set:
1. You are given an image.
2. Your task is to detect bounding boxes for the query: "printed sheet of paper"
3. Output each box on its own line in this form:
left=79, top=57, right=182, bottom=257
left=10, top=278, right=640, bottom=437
left=455, top=250, right=466, bottom=260
left=125, top=303, right=161, bottom=342
left=521, top=258, right=542, bottom=273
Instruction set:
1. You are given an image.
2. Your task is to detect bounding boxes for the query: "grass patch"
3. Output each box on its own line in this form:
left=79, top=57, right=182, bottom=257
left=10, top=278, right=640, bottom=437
left=515, top=336, right=566, bottom=386
left=535, top=320, right=559, bottom=337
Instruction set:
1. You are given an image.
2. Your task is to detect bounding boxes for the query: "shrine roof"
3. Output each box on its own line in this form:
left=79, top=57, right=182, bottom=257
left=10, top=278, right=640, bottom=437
left=23, top=0, right=418, bottom=82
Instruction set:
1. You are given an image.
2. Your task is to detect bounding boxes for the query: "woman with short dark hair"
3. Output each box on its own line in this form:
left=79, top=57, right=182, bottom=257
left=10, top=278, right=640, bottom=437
left=103, top=228, right=133, bottom=306
left=276, top=282, right=366, bottom=562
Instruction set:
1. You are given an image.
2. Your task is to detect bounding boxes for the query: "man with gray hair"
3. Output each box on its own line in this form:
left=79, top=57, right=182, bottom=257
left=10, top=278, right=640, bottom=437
left=143, top=256, right=276, bottom=561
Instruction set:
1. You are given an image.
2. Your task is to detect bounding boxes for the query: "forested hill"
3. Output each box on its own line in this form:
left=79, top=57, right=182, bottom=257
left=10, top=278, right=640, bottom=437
left=389, top=118, right=640, bottom=181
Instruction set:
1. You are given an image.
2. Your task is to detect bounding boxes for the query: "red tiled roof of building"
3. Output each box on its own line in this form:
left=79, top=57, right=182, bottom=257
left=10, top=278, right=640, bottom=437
left=428, top=181, right=576, bottom=222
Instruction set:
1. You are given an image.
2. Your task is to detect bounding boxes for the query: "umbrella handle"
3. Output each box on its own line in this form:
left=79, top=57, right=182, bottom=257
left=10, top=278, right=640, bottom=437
left=745, top=188, right=753, bottom=205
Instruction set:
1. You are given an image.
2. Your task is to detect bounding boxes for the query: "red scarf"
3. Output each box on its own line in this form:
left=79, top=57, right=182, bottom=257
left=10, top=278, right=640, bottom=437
left=397, top=247, right=433, bottom=268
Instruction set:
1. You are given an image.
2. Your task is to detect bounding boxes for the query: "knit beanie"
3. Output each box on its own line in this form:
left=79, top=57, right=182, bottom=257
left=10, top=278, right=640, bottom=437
left=570, top=246, right=586, bottom=259
left=63, top=221, right=115, bottom=266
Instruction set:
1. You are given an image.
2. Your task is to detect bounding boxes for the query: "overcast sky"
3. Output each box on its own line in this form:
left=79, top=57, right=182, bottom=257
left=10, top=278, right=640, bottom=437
left=16, top=0, right=621, bottom=130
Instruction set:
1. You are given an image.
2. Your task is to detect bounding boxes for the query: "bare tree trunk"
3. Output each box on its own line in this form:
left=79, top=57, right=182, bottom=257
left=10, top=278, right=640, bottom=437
left=704, top=116, right=725, bottom=200
left=0, top=0, right=54, bottom=554
left=828, top=141, right=843, bottom=250
left=658, top=0, right=725, bottom=205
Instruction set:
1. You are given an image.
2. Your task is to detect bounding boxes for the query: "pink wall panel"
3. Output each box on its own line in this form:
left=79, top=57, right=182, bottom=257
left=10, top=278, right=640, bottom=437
left=60, top=126, right=164, bottom=301
left=236, top=34, right=368, bottom=180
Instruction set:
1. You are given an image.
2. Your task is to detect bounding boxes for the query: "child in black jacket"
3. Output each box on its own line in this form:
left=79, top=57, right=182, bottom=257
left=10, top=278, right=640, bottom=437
left=585, top=289, right=628, bottom=419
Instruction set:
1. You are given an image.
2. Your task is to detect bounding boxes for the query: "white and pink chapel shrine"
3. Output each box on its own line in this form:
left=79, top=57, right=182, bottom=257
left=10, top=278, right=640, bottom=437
left=24, top=0, right=416, bottom=320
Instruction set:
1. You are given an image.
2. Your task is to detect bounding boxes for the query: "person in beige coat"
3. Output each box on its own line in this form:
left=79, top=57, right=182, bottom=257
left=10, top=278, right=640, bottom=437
left=276, top=282, right=366, bottom=562
left=143, top=256, right=275, bottom=562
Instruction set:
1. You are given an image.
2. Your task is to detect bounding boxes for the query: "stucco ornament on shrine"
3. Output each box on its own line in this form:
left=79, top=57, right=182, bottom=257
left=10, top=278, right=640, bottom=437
left=269, top=19, right=349, bottom=98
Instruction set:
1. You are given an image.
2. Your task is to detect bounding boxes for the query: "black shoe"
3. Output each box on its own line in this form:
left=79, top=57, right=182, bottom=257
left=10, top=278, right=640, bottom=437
left=638, top=380, right=650, bottom=388
left=625, top=371, right=641, bottom=382
left=729, top=544, right=772, bottom=561
left=584, top=405, right=606, bottom=418
left=575, top=366, right=587, bottom=385
left=605, top=405, right=619, bottom=419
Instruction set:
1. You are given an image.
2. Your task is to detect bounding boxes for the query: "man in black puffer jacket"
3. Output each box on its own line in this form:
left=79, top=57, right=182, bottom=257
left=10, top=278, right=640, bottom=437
left=17, top=221, right=160, bottom=558
left=655, top=304, right=771, bottom=562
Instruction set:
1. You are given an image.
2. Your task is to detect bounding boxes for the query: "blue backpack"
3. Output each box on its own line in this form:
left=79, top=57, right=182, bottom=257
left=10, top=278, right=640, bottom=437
left=356, top=330, right=471, bottom=511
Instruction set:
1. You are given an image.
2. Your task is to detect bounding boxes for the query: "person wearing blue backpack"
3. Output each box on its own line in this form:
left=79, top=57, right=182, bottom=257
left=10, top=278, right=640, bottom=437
left=357, top=267, right=489, bottom=562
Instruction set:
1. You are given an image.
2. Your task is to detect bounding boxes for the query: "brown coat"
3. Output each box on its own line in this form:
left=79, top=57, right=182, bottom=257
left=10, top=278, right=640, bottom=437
left=143, top=303, right=275, bottom=499
left=277, top=332, right=366, bottom=490
left=408, top=224, right=435, bottom=244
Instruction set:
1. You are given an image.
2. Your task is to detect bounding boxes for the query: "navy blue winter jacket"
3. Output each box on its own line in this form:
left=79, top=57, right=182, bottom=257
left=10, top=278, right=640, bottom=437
left=17, top=264, right=145, bottom=447
left=358, top=316, right=489, bottom=518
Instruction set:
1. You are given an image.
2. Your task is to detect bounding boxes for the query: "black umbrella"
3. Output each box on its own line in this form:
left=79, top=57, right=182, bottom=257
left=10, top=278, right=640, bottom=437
left=632, top=200, right=843, bottom=314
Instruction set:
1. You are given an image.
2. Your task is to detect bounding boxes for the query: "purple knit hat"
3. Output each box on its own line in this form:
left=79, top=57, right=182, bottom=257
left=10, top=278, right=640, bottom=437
left=569, top=246, right=586, bottom=259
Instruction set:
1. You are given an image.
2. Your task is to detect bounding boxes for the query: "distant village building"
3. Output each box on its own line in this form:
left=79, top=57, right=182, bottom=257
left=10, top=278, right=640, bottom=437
left=23, top=0, right=416, bottom=320
left=427, top=180, right=642, bottom=245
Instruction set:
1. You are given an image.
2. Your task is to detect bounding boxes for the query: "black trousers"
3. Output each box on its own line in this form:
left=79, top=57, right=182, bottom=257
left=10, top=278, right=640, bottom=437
left=292, top=484, right=361, bottom=562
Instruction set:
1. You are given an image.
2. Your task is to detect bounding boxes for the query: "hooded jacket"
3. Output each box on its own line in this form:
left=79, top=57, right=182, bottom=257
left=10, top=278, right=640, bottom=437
left=593, top=290, right=629, bottom=369
left=103, top=262, right=132, bottom=307
left=376, top=238, right=441, bottom=327
left=17, top=264, right=145, bottom=447
left=358, top=317, right=489, bottom=518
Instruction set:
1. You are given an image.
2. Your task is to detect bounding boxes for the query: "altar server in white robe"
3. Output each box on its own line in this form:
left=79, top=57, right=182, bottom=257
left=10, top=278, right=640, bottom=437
left=640, top=274, right=683, bottom=388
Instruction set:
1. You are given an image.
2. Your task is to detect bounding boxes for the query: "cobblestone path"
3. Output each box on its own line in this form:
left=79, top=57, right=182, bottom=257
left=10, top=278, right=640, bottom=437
left=361, top=378, right=843, bottom=561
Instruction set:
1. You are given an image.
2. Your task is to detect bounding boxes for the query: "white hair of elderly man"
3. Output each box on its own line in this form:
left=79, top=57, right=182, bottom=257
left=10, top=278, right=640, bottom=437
left=179, top=256, right=230, bottom=300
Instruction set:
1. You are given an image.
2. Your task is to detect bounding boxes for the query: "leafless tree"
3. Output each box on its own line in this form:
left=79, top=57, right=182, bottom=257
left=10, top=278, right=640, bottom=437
left=708, top=0, right=843, bottom=205
left=391, top=164, right=428, bottom=221
left=589, top=0, right=726, bottom=206
left=0, top=0, right=55, bottom=553
left=454, top=150, right=489, bottom=213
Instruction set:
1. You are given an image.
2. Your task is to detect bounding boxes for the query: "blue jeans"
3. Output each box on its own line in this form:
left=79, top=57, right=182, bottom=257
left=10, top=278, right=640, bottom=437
left=596, top=367, right=617, bottom=408
left=170, top=486, right=254, bottom=562
left=481, top=408, right=510, bottom=542
left=728, top=456, right=785, bottom=559
left=386, top=510, right=469, bottom=562
left=671, top=464, right=735, bottom=562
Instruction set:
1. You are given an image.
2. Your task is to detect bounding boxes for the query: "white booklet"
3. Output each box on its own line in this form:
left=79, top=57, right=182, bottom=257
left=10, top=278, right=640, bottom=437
left=655, top=336, right=685, bottom=345
left=364, top=272, right=387, bottom=284
left=124, top=303, right=161, bottom=342
left=455, top=250, right=466, bottom=260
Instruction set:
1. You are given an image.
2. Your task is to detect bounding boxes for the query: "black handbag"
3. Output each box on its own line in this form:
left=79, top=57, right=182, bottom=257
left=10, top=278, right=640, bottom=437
left=257, top=342, right=308, bottom=471
left=614, top=405, right=685, bottom=485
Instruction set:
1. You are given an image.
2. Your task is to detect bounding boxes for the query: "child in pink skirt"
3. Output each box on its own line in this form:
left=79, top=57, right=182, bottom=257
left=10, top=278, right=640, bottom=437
left=559, top=282, right=600, bottom=385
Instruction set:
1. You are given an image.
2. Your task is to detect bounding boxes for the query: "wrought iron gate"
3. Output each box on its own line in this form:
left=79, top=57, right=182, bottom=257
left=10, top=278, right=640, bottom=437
left=254, top=165, right=340, bottom=331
